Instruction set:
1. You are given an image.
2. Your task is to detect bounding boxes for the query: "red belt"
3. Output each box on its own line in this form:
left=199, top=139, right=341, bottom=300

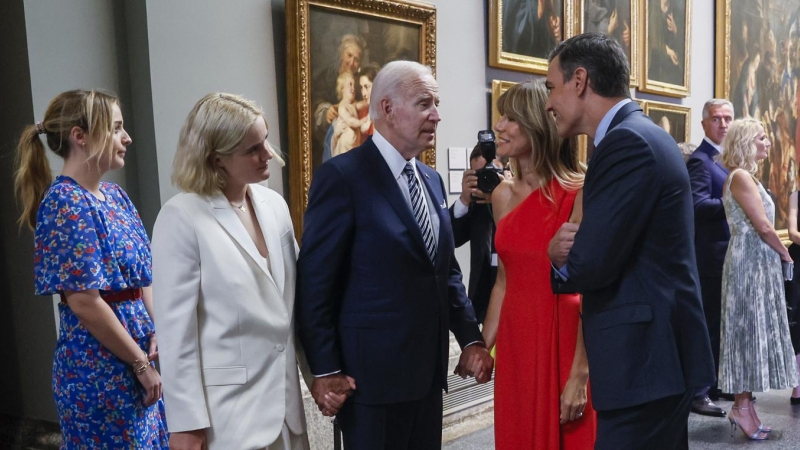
left=59, top=287, right=143, bottom=304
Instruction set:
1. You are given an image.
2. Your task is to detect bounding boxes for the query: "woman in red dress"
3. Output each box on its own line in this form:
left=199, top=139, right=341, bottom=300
left=481, top=80, right=597, bottom=449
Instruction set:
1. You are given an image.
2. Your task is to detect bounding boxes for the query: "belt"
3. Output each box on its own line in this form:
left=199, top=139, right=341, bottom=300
left=59, top=287, right=143, bottom=304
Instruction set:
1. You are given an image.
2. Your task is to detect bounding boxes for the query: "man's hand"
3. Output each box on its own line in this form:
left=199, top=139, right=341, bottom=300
left=460, top=170, right=492, bottom=206
left=454, top=344, right=494, bottom=383
left=548, top=222, right=579, bottom=269
left=310, top=374, right=356, bottom=416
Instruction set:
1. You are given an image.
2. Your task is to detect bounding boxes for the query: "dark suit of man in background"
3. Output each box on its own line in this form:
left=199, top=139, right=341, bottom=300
left=686, top=99, right=735, bottom=416
left=296, top=60, right=493, bottom=450
left=450, top=145, right=501, bottom=323
left=546, top=33, right=715, bottom=449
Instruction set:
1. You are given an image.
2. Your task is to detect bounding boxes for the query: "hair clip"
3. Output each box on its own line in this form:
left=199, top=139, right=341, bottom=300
left=36, top=122, right=45, bottom=135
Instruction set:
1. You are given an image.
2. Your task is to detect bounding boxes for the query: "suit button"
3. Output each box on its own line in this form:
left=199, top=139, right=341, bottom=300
left=275, top=344, right=285, bottom=352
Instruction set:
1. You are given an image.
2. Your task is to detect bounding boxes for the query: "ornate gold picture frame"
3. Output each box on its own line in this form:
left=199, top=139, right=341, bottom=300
left=489, top=0, right=575, bottom=74
left=574, top=0, right=640, bottom=87
left=643, top=100, right=691, bottom=143
left=286, top=0, right=436, bottom=235
left=715, top=0, right=800, bottom=231
left=640, top=0, right=691, bottom=97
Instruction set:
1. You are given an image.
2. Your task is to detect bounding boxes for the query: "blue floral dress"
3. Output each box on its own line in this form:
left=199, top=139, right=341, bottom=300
left=34, top=176, right=169, bottom=449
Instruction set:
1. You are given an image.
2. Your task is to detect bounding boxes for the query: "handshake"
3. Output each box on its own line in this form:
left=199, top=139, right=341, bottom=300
left=309, top=344, right=494, bottom=417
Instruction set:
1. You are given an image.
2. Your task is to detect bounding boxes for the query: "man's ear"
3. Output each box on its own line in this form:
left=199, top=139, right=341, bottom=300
left=380, top=97, right=393, bottom=118
left=572, top=67, right=589, bottom=97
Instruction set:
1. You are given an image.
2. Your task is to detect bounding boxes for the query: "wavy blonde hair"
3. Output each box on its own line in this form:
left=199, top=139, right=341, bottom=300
left=14, top=89, right=119, bottom=230
left=496, top=80, right=584, bottom=201
left=720, top=118, right=764, bottom=175
left=173, top=93, right=264, bottom=195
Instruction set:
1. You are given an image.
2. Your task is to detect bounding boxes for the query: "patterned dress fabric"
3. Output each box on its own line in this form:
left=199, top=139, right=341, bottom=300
left=719, top=169, right=800, bottom=393
left=493, top=179, right=596, bottom=450
left=34, top=176, right=168, bottom=449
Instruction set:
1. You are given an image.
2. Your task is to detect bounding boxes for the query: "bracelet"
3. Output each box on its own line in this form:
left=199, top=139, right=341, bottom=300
left=131, top=350, right=150, bottom=375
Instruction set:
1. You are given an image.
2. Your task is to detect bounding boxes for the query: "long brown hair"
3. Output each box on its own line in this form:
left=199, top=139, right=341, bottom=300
left=14, top=89, right=119, bottom=230
left=496, top=80, right=584, bottom=201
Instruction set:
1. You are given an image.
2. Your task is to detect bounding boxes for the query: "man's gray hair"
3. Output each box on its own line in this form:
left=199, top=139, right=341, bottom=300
left=369, top=61, right=434, bottom=119
left=702, top=99, right=734, bottom=119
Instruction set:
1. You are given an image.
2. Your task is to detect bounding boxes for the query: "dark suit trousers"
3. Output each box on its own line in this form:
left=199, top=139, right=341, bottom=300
left=699, top=276, right=722, bottom=395
left=338, top=382, right=443, bottom=450
left=595, top=390, right=693, bottom=450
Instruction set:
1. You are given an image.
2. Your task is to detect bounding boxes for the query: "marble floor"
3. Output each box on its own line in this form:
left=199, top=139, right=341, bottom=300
left=444, top=388, right=800, bottom=449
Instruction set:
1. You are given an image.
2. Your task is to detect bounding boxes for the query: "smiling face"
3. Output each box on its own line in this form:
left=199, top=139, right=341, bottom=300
left=215, top=116, right=273, bottom=186
left=545, top=56, right=581, bottom=138
left=339, top=43, right=362, bottom=74
left=493, top=114, right=531, bottom=159
left=381, top=73, right=441, bottom=158
left=96, top=103, right=132, bottom=171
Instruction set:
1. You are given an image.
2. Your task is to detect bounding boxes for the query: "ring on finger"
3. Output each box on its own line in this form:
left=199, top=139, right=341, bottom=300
left=577, top=412, right=583, bottom=418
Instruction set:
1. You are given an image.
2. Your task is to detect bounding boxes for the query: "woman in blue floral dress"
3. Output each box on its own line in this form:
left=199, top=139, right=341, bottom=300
left=14, top=90, right=169, bottom=449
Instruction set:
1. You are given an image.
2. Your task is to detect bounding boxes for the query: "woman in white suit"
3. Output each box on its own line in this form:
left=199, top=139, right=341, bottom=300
left=152, top=93, right=309, bottom=450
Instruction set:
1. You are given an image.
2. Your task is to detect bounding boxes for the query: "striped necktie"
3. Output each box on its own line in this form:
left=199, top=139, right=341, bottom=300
left=403, top=162, right=437, bottom=262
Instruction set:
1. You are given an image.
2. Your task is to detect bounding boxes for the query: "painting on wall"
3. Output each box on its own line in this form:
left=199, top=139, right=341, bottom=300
left=489, top=0, right=575, bottom=74
left=575, top=0, right=639, bottom=86
left=285, top=0, right=436, bottom=235
left=641, top=0, right=691, bottom=97
left=716, top=0, right=800, bottom=230
left=643, top=100, right=691, bottom=144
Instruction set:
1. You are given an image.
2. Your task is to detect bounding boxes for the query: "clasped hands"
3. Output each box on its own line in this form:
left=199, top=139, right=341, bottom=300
left=453, top=344, right=494, bottom=383
left=310, top=374, right=356, bottom=417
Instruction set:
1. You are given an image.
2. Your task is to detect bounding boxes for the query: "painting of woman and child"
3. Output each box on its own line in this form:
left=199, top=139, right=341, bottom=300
left=308, top=8, right=421, bottom=169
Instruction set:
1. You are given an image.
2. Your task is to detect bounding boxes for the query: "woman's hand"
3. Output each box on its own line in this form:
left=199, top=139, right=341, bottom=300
left=169, top=429, right=207, bottom=450
left=559, top=373, right=588, bottom=425
left=136, top=364, right=162, bottom=407
left=148, top=334, right=159, bottom=361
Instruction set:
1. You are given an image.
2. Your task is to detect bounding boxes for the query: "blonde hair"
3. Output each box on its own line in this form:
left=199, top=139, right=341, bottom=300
left=14, top=89, right=119, bottom=230
left=173, top=93, right=264, bottom=195
left=496, top=80, right=584, bottom=200
left=720, top=118, right=763, bottom=175
left=336, top=71, right=355, bottom=101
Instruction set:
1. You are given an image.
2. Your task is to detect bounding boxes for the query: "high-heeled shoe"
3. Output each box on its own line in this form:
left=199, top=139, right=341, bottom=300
left=727, top=406, right=768, bottom=440
left=791, top=396, right=800, bottom=405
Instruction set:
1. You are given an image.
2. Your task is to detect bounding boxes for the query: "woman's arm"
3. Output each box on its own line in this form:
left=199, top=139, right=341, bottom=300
left=141, top=286, right=159, bottom=360
left=480, top=180, right=514, bottom=349
left=65, top=290, right=162, bottom=406
left=730, top=171, right=792, bottom=261
left=788, top=191, right=800, bottom=246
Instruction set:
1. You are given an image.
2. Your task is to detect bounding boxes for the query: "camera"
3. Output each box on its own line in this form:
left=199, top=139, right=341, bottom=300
left=475, top=130, right=503, bottom=193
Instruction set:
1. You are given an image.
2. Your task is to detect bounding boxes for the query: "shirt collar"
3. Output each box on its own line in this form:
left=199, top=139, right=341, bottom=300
left=373, top=129, right=415, bottom=180
left=594, top=98, right=633, bottom=147
left=703, top=136, right=723, bottom=153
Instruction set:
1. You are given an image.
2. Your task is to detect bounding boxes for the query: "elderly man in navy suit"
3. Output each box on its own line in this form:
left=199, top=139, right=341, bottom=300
left=296, top=60, right=493, bottom=450
left=546, top=33, right=715, bottom=449
left=686, top=99, right=735, bottom=417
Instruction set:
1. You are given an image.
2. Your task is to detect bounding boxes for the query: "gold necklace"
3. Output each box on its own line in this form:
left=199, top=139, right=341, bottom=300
left=230, top=202, right=247, bottom=213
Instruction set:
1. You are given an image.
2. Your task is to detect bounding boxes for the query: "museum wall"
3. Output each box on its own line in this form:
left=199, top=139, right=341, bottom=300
left=1, top=0, right=715, bottom=422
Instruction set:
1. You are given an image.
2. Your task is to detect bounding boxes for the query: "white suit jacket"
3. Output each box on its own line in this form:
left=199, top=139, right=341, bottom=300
left=152, top=184, right=306, bottom=450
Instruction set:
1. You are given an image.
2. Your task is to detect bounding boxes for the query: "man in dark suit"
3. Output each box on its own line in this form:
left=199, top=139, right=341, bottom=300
left=296, top=60, right=493, bottom=450
left=450, top=145, right=501, bottom=323
left=545, top=33, right=715, bottom=449
left=686, top=99, right=735, bottom=416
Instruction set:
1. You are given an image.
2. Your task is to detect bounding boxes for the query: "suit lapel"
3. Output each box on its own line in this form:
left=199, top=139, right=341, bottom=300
left=607, top=101, right=642, bottom=131
left=209, top=191, right=280, bottom=291
left=362, top=145, right=431, bottom=259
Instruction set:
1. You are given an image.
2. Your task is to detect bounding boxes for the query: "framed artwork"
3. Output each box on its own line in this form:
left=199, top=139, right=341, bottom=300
left=489, top=0, right=575, bottom=74
left=285, top=0, right=436, bottom=235
left=715, top=0, right=800, bottom=231
left=574, top=0, right=640, bottom=87
left=641, top=0, right=691, bottom=97
left=643, top=100, right=690, bottom=144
